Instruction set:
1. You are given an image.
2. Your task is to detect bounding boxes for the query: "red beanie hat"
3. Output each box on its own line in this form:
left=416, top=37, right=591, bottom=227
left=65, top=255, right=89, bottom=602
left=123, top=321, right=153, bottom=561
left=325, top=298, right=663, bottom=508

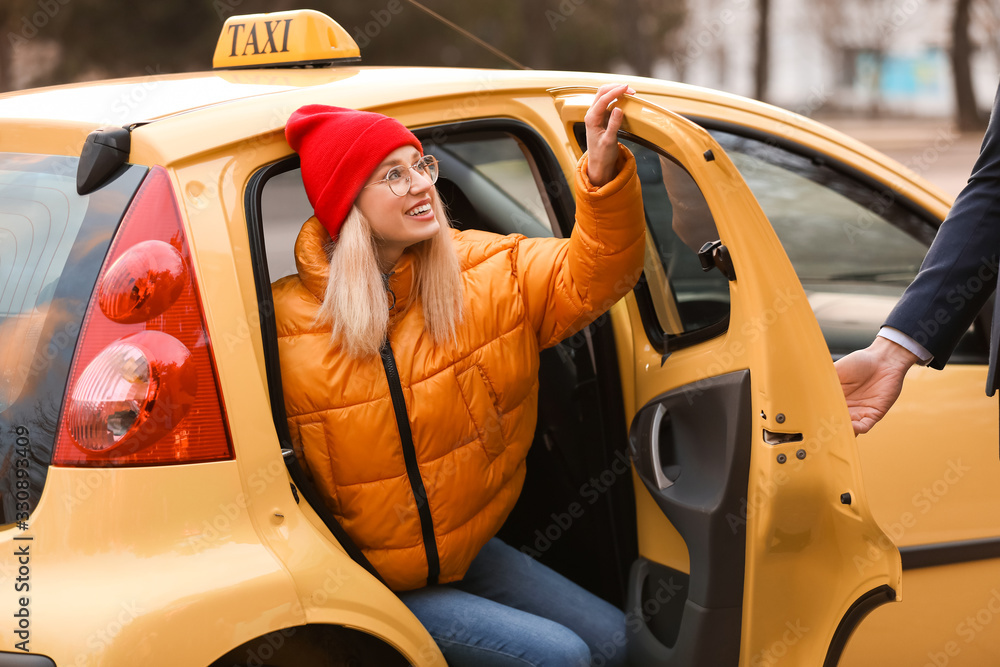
left=285, top=104, right=423, bottom=240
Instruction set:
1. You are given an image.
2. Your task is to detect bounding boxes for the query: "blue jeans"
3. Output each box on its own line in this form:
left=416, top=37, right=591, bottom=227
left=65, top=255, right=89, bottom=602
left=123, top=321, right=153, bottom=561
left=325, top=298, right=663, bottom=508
left=398, top=539, right=628, bottom=667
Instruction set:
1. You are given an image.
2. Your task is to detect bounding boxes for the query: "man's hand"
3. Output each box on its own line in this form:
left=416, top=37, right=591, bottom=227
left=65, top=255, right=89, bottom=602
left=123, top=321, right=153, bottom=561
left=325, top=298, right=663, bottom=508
left=585, top=83, right=634, bottom=187
left=835, top=337, right=921, bottom=435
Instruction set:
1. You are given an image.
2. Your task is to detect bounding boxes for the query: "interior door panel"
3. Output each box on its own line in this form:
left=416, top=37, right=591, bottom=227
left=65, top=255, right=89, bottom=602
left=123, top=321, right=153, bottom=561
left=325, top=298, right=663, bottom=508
left=627, top=370, right=751, bottom=665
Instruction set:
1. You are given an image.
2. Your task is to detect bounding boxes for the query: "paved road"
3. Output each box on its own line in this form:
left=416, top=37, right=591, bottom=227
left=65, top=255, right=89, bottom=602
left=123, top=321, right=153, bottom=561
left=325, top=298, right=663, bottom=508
left=820, top=116, right=984, bottom=200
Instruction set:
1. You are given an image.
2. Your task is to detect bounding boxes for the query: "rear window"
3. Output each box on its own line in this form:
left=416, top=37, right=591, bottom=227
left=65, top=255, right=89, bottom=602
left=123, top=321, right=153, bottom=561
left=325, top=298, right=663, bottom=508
left=0, top=154, right=145, bottom=525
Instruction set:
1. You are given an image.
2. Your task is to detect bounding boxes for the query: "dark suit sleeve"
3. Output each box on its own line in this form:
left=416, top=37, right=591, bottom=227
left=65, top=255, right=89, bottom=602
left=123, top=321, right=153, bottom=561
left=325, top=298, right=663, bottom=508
left=884, top=80, right=1000, bottom=371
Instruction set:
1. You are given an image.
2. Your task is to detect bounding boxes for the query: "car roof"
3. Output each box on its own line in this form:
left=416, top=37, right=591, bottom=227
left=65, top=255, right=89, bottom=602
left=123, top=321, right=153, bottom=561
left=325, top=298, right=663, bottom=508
left=0, top=65, right=952, bottom=214
left=0, top=66, right=758, bottom=127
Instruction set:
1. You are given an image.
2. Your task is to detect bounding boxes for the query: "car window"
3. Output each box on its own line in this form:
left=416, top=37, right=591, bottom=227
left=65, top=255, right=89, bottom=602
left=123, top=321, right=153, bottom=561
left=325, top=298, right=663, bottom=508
left=427, top=135, right=555, bottom=238
left=259, top=168, right=313, bottom=281
left=258, top=130, right=558, bottom=282
left=572, top=124, right=731, bottom=350
left=620, top=134, right=731, bottom=343
left=707, top=129, right=987, bottom=362
left=1, top=160, right=91, bottom=413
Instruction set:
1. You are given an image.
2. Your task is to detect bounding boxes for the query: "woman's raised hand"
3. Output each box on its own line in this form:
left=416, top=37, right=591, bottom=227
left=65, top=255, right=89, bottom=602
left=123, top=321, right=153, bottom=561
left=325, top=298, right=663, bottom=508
left=585, top=83, right=634, bottom=187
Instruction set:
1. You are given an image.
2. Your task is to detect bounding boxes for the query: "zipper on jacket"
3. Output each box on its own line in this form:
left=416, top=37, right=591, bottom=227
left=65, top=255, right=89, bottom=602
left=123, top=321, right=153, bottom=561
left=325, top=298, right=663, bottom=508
left=381, top=272, right=397, bottom=311
left=379, top=338, right=440, bottom=586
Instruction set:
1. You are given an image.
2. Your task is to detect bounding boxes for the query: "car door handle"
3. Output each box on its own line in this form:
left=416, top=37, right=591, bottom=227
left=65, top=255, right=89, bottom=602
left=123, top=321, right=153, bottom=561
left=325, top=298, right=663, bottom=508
left=633, top=402, right=683, bottom=492
left=649, top=403, right=677, bottom=490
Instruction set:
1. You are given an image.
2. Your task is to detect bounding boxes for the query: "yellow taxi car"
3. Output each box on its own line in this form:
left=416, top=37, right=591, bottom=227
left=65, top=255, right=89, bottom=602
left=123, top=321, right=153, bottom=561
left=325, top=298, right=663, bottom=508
left=0, top=8, right=996, bottom=667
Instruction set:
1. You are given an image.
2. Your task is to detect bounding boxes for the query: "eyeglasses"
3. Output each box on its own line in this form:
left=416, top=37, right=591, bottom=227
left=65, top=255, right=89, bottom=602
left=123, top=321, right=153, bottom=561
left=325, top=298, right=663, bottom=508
left=365, top=155, right=439, bottom=196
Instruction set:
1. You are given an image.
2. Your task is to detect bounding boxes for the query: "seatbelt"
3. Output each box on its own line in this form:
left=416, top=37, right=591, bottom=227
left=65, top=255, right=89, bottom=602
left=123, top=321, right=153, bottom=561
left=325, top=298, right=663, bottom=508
left=379, top=338, right=441, bottom=586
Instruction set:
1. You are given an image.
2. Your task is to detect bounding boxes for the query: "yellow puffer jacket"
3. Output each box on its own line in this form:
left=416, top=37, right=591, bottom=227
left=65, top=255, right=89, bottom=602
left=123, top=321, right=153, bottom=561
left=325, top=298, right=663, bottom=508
left=272, top=146, right=645, bottom=591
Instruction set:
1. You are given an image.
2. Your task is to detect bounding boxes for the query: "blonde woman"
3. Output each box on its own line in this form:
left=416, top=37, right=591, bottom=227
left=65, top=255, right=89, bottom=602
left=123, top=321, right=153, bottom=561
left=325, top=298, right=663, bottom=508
left=274, top=83, right=645, bottom=666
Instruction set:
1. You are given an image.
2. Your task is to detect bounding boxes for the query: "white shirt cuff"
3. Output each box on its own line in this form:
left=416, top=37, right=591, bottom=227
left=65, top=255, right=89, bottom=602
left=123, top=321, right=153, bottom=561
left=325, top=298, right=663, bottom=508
left=877, top=327, right=933, bottom=365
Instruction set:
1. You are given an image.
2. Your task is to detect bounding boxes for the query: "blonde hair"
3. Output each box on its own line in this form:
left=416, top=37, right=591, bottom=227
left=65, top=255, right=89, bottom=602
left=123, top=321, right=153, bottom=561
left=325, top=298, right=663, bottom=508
left=316, top=197, right=463, bottom=358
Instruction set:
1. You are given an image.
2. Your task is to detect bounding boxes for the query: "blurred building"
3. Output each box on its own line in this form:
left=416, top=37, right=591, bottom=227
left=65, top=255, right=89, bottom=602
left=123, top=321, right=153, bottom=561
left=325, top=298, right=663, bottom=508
left=654, top=0, right=1000, bottom=117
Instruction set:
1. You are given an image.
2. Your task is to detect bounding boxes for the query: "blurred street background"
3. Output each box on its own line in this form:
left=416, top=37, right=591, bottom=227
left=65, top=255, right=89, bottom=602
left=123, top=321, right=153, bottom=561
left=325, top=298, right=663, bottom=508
left=1, top=0, right=997, bottom=197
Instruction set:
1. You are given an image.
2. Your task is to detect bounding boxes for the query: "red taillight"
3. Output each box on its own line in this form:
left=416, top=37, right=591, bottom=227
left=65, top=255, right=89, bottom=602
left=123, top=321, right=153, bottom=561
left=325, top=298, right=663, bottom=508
left=65, top=331, right=197, bottom=453
left=98, top=240, right=187, bottom=323
left=53, top=166, right=233, bottom=466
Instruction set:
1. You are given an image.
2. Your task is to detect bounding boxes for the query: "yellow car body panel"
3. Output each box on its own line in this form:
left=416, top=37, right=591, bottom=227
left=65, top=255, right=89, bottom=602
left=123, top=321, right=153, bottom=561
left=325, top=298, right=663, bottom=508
left=859, top=366, right=1000, bottom=546
left=842, top=558, right=1000, bottom=666
left=0, top=463, right=303, bottom=665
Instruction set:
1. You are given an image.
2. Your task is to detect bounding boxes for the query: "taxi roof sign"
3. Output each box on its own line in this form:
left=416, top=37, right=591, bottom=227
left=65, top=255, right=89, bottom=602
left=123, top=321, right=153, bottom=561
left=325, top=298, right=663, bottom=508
left=213, top=9, right=361, bottom=70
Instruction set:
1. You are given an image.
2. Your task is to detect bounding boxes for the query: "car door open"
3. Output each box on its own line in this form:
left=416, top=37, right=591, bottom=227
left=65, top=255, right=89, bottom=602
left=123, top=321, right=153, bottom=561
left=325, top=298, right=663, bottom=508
left=552, top=88, right=902, bottom=666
